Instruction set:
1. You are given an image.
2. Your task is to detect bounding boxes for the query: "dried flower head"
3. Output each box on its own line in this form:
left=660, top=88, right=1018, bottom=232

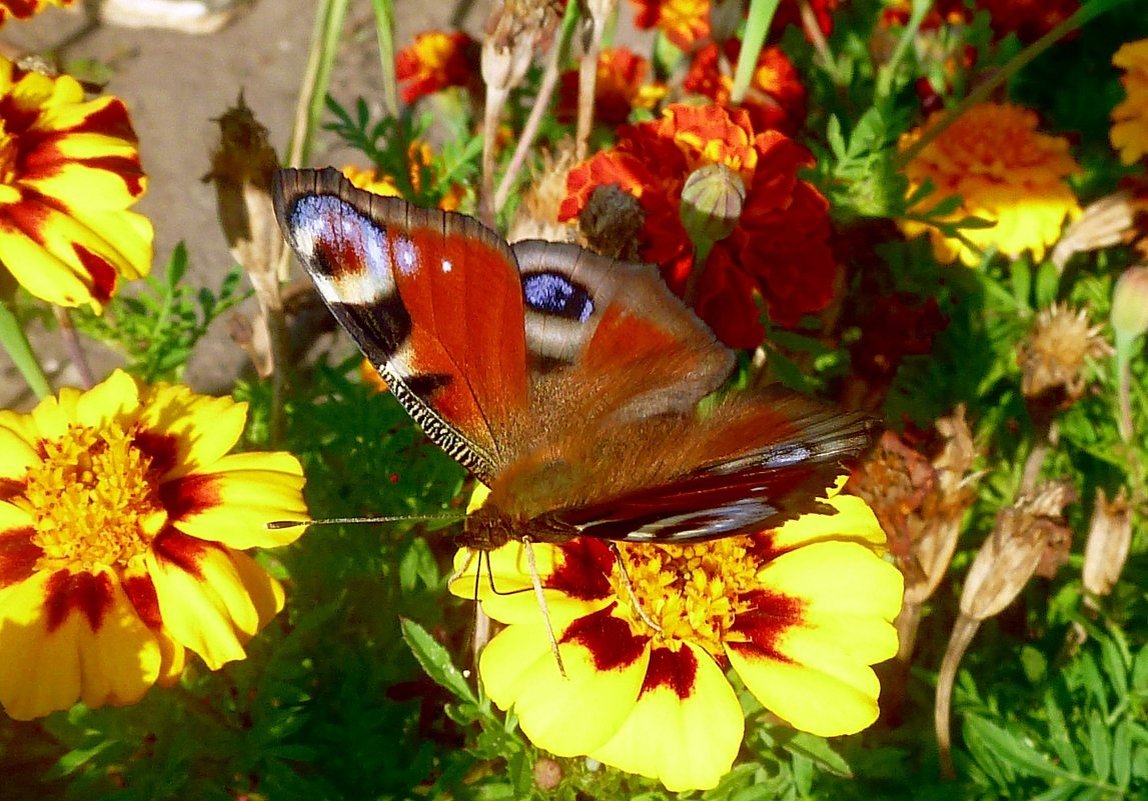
left=961, top=481, right=1075, bottom=621
left=1019, top=303, right=1113, bottom=405
left=508, top=144, right=580, bottom=244
left=1051, top=191, right=1136, bottom=271
left=1081, top=488, right=1133, bottom=600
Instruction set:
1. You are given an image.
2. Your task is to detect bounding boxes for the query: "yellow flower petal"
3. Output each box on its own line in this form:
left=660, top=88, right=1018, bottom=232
left=481, top=610, right=650, bottom=756
left=136, top=385, right=248, bottom=479
left=169, top=452, right=308, bottom=549
left=770, top=481, right=887, bottom=553
left=73, top=369, right=140, bottom=430
left=148, top=538, right=260, bottom=670
left=589, top=643, right=743, bottom=792
left=449, top=542, right=609, bottom=625
left=0, top=569, right=159, bottom=720
left=727, top=640, right=882, bottom=737
left=0, top=423, right=37, bottom=480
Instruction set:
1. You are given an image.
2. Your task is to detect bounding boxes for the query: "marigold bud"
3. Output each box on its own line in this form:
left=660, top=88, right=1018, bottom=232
left=1081, top=488, right=1132, bottom=599
left=680, top=163, right=745, bottom=249
left=1111, top=265, right=1148, bottom=341
left=534, top=757, right=563, bottom=791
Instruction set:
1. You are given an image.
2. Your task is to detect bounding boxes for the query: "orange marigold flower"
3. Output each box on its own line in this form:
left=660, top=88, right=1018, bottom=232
left=1112, top=39, right=1148, bottom=166
left=0, top=0, right=74, bottom=25
left=451, top=484, right=902, bottom=791
left=558, top=48, right=667, bottom=126
left=629, top=0, right=711, bottom=51
left=683, top=42, right=807, bottom=135
left=899, top=102, right=1082, bottom=266
left=561, top=103, right=837, bottom=348
left=395, top=30, right=477, bottom=105
left=0, top=370, right=309, bottom=720
left=0, top=57, right=153, bottom=310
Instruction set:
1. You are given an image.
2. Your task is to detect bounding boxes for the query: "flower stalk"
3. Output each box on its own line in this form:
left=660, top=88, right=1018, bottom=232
left=0, top=299, right=51, bottom=399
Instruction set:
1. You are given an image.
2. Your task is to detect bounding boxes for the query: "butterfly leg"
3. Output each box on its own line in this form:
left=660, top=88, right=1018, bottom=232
left=608, top=542, right=663, bottom=633
left=522, top=536, right=568, bottom=679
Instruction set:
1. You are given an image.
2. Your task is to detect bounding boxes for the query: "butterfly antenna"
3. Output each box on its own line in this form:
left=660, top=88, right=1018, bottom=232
left=522, top=537, right=568, bottom=679
left=267, top=513, right=465, bottom=530
left=608, top=543, right=662, bottom=633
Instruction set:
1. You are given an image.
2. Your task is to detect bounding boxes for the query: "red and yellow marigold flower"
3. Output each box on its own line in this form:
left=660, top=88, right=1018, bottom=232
left=1112, top=39, right=1148, bottom=166
left=0, top=57, right=153, bottom=310
left=451, top=484, right=902, bottom=792
left=0, top=0, right=74, bottom=25
left=561, top=103, right=837, bottom=348
left=395, top=30, right=477, bottom=105
left=558, top=48, right=666, bottom=126
left=0, top=370, right=308, bottom=720
left=629, top=0, right=711, bottom=52
left=683, top=42, right=807, bottom=135
left=899, top=102, right=1082, bottom=266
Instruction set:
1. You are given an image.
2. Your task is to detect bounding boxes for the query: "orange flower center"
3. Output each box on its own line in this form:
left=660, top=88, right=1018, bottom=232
left=26, top=422, right=168, bottom=572
left=611, top=538, right=759, bottom=656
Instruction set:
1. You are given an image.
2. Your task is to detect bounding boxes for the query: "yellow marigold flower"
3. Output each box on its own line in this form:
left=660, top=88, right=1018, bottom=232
left=0, top=370, right=308, bottom=720
left=0, top=57, right=153, bottom=309
left=450, top=484, right=902, bottom=792
left=342, top=164, right=403, bottom=198
left=1111, top=39, right=1148, bottom=166
left=899, top=102, right=1081, bottom=266
left=0, top=0, right=74, bottom=25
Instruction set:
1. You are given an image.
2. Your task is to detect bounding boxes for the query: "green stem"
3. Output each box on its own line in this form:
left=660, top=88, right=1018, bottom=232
left=895, top=0, right=1130, bottom=170
left=369, top=0, right=399, bottom=119
left=286, top=0, right=349, bottom=169
left=730, top=0, right=779, bottom=105
left=876, top=0, right=931, bottom=98
left=0, top=300, right=51, bottom=399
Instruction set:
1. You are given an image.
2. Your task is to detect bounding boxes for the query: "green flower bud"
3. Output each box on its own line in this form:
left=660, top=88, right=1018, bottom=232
left=679, top=163, right=745, bottom=250
left=1111, top=265, right=1148, bottom=340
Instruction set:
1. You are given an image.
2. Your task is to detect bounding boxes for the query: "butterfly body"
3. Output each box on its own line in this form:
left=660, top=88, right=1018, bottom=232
left=273, top=168, right=877, bottom=548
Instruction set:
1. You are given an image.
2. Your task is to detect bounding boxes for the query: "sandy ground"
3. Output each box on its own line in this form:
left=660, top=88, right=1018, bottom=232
left=0, top=0, right=484, bottom=407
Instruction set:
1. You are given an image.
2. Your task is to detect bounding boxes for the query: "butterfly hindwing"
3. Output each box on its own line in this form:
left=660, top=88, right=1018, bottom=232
left=273, top=168, right=529, bottom=482
left=538, top=393, right=876, bottom=543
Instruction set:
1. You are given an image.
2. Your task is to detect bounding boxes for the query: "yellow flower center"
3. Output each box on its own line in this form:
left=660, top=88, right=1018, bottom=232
left=26, top=422, right=168, bottom=572
left=610, top=539, right=759, bottom=656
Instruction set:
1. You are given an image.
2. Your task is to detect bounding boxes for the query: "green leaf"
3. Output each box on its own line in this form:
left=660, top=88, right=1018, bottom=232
left=400, top=617, right=477, bottom=704
left=964, top=716, right=1070, bottom=782
left=1088, top=710, right=1112, bottom=784
left=1043, top=694, right=1081, bottom=774
left=1112, top=720, right=1133, bottom=789
left=1034, top=259, right=1061, bottom=307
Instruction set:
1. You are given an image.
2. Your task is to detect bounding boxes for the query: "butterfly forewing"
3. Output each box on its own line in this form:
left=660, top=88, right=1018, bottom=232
left=273, top=168, right=529, bottom=482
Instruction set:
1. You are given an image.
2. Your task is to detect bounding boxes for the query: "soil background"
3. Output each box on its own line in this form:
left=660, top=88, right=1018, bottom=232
left=0, top=0, right=488, bottom=407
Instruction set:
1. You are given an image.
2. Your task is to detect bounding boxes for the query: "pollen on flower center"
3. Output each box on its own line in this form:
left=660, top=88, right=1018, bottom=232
left=611, top=539, right=761, bottom=656
left=26, top=422, right=168, bottom=572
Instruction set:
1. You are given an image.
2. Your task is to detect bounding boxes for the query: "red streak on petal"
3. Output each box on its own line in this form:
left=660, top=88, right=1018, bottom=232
left=159, top=473, right=222, bottom=523
left=151, top=530, right=212, bottom=580
left=729, top=589, right=805, bottom=662
left=62, top=99, right=139, bottom=144
left=560, top=605, right=648, bottom=672
left=640, top=645, right=698, bottom=699
left=76, top=155, right=146, bottom=197
left=0, top=476, right=27, bottom=502
left=132, top=429, right=180, bottom=479
left=121, top=573, right=162, bottom=628
left=44, top=570, right=115, bottom=632
left=0, top=527, right=41, bottom=588
left=546, top=538, right=614, bottom=601
left=72, top=245, right=118, bottom=304
left=0, top=90, right=40, bottom=135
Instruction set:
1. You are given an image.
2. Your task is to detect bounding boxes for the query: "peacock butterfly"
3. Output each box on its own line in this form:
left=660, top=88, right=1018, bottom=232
left=272, top=167, right=877, bottom=552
